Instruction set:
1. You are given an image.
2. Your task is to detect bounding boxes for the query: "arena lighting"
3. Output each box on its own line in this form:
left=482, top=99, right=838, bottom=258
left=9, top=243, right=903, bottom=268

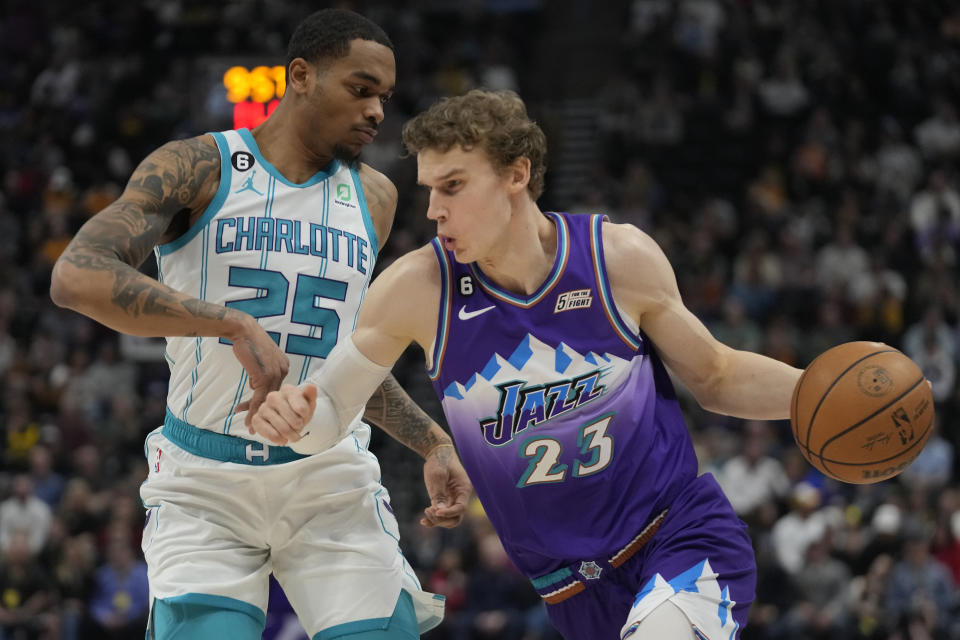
left=222, top=65, right=285, bottom=129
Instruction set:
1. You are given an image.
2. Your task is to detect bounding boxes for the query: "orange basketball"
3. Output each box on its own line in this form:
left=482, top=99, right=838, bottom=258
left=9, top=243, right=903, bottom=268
left=790, top=341, right=935, bottom=484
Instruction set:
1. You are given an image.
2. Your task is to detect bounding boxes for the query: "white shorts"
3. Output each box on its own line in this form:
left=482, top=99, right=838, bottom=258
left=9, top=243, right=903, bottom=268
left=140, top=421, right=444, bottom=637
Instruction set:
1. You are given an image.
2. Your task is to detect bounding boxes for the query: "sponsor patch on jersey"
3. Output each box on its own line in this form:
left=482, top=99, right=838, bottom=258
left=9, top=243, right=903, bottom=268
left=335, top=183, right=357, bottom=208
left=554, top=289, right=593, bottom=313
left=231, top=150, right=255, bottom=171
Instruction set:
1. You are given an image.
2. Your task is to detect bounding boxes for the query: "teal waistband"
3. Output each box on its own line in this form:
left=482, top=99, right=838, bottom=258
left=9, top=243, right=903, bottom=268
left=163, top=409, right=310, bottom=465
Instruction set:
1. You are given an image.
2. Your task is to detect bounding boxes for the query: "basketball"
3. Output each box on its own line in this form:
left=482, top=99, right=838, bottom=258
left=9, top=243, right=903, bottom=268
left=791, top=341, right=935, bottom=484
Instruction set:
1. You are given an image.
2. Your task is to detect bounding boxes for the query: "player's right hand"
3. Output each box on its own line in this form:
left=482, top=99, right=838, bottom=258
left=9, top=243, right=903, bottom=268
left=249, top=384, right=318, bottom=446
left=229, top=315, right=290, bottom=428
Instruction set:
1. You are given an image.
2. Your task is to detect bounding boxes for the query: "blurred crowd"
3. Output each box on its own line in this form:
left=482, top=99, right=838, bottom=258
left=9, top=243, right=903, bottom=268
left=0, top=1, right=959, bottom=639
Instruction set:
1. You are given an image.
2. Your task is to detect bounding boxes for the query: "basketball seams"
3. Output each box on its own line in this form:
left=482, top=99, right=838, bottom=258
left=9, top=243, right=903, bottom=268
left=818, top=412, right=933, bottom=481
left=816, top=375, right=925, bottom=455
left=803, top=349, right=899, bottom=453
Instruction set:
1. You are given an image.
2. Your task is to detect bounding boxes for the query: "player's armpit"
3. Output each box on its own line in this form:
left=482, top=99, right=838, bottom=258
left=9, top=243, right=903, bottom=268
left=357, top=163, right=398, bottom=247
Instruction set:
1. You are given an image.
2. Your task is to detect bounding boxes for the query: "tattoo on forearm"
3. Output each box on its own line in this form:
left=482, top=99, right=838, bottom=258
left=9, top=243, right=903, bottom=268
left=364, top=375, right=451, bottom=455
left=430, top=444, right=454, bottom=465
left=106, top=267, right=229, bottom=323
left=58, top=137, right=223, bottom=322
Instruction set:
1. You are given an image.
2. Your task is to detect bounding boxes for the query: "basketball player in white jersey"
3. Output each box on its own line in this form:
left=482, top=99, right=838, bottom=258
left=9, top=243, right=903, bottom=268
left=50, top=9, right=471, bottom=640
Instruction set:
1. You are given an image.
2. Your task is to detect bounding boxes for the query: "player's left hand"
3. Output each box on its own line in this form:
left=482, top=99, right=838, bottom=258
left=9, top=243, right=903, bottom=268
left=421, top=444, right=472, bottom=528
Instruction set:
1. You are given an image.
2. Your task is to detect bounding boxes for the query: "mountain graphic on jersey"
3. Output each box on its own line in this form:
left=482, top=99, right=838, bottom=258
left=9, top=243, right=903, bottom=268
left=440, top=333, right=638, bottom=448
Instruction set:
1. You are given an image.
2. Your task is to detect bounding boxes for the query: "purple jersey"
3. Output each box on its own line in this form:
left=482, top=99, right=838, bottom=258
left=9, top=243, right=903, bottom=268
left=428, top=212, right=700, bottom=578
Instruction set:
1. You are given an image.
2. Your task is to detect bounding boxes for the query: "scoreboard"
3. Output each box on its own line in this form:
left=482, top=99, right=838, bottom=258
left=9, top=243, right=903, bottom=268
left=192, top=58, right=287, bottom=131
left=222, top=64, right=285, bottom=128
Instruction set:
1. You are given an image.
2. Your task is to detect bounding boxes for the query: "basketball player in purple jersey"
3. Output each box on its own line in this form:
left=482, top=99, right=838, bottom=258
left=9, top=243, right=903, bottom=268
left=250, top=90, right=804, bottom=639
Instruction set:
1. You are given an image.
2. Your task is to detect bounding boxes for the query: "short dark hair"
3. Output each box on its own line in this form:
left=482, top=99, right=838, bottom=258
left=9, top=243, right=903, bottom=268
left=402, top=90, right=548, bottom=200
left=286, top=9, right=393, bottom=68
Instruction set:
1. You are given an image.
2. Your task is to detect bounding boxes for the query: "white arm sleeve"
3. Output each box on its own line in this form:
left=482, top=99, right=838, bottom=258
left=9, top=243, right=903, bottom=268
left=288, top=335, right=392, bottom=454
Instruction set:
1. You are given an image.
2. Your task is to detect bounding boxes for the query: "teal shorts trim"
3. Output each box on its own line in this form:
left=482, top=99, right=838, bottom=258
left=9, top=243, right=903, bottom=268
left=151, top=593, right=266, bottom=640
left=314, top=590, right=417, bottom=640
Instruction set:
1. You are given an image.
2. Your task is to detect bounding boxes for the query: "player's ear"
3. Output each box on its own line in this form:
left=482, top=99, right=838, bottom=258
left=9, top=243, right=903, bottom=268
left=287, top=58, right=312, bottom=95
left=506, top=157, right=531, bottom=195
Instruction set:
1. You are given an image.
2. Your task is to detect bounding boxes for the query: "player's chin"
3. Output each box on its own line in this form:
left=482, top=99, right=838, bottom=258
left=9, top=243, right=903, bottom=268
left=450, top=246, right=474, bottom=264
left=332, top=143, right=362, bottom=168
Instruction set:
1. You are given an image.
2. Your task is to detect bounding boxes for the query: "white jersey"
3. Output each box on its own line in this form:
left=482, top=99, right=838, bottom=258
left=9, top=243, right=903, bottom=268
left=155, top=128, right=378, bottom=443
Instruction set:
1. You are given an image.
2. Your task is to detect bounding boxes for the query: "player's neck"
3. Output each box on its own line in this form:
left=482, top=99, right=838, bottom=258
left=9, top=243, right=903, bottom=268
left=249, top=111, right=335, bottom=184
left=476, top=202, right=556, bottom=296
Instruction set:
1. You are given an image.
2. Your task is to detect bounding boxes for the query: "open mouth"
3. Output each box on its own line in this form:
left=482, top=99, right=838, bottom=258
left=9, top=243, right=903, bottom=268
left=439, top=234, right=456, bottom=251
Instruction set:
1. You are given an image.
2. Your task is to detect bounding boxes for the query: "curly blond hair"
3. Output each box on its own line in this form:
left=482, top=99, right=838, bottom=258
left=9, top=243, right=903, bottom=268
left=402, top=89, right=547, bottom=200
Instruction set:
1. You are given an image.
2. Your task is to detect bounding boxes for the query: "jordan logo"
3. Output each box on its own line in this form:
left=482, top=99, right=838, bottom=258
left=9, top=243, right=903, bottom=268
left=235, top=170, right=264, bottom=196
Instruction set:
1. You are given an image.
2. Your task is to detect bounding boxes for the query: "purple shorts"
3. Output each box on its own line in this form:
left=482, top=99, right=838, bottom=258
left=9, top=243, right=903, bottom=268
left=540, top=474, right=756, bottom=639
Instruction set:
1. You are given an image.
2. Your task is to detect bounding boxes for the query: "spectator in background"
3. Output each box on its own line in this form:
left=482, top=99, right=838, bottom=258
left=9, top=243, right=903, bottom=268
left=847, top=554, right=894, bottom=640
left=757, top=51, right=809, bottom=119
left=913, top=97, right=960, bottom=161
left=425, top=548, right=468, bottom=639
left=4, top=396, right=42, bottom=468
left=771, top=482, right=828, bottom=575
left=746, top=166, right=789, bottom=224
left=711, top=296, right=764, bottom=353
left=455, top=533, right=530, bottom=640
left=28, top=444, right=64, bottom=509
left=903, top=306, right=956, bottom=362
left=847, top=251, right=906, bottom=329
left=909, top=169, right=960, bottom=261
left=853, top=503, right=905, bottom=578
left=0, top=531, right=54, bottom=640
left=785, top=531, right=853, bottom=639
left=802, top=299, right=856, bottom=366
left=884, top=522, right=957, bottom=636
left=899, top=415, right=954, bottom=493
left=744, top=542, right=797, bottom=640
left=637, top=72, right=686, bottom=147
left=933, top=509, right=960, bottom=587
left=80, top=341, right=137, bottom=420
left=87, top=532, right=149, bottom=639
left=909, top=328, right=957, bottom=405
left=815, top=222, right=870, bottom=295
left=874, top=118, right=924, bottom=204
left=57, top=478, right=104, bottom=539
left=0, top=474, right=53, bottom=555
left=51, top=533, right=96, bottom=640
left=717, top=420, right=791, bottom=522
left=730, top=230, right=782, bottom=321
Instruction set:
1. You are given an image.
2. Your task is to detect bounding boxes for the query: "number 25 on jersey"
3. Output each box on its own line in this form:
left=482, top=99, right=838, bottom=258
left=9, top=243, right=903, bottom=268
left=218, top=266, right=347, bottom=359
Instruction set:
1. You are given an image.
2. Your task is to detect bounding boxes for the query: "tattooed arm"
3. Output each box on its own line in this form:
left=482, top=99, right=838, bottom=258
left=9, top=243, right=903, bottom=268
left=363, top=374, right=452, bottom=457
left=51, top=136, right=238, bottom=337
left=50, top=135, right=289, bottom=418
left=364, top=375, right=472, bottom=528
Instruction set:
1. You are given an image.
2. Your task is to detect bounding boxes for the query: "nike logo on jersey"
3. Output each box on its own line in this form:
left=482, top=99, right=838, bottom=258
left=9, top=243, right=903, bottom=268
left=458, top=305, right=495, bottom=320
